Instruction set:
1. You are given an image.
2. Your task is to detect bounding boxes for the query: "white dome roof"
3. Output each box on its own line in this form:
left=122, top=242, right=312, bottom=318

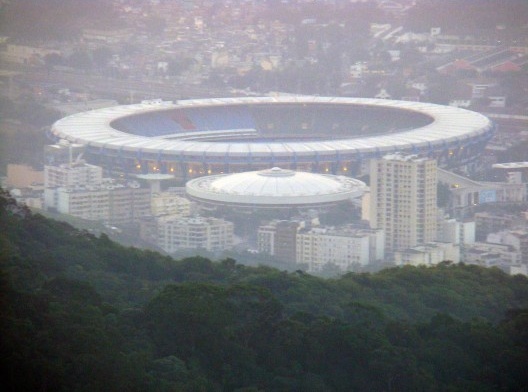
left=186, top=167, right=366, bottom=206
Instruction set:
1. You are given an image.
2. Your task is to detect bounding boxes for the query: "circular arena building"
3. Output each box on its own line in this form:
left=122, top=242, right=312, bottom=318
left=186, top=167, right=367, bottom=209
left=50, top=96, right=494, bottom=179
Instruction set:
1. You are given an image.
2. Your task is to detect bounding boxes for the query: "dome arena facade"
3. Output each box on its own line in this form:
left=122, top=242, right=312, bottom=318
left=186, top=167, right=366, bottom=209
left=50, top=96, right=494, bottom=179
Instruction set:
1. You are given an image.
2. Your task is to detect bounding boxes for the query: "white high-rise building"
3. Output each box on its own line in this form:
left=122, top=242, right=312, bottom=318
left=369, top=154, right=437, bottom=253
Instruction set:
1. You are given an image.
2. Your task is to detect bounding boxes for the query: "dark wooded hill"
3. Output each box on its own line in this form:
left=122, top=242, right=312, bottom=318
left=1, top=190, right=527, bottom=391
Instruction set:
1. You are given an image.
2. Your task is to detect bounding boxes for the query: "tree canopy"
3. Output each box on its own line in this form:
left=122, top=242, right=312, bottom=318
left=1, top=189, right=528, bottom=391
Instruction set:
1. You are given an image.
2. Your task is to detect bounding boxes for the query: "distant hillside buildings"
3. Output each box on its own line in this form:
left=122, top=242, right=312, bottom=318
left=437, top=47, right=528, bottom=75
left=6, top=146, right=528, bottom=275
left=43, top=161, right=150, bottom=225
left=45, top=183, right=150, bottom=225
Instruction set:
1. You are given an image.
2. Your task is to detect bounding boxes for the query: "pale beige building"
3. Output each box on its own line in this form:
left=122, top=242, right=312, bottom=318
left=370, top=154, right=437, bottom=253
left=44, top=163, right=103, bottom=188
left=394, top=242, right=460, bottom=266
left=296, top=226, right=385, bottom=272
left=44, top=183, right=150, bottom=225
left=151, top=192, right=191, bottom=217
left=6, top=164, right=44, bottom=188
left=464, top=242, right=521, bottom=266
left=157, top=216, right=234, bottom=253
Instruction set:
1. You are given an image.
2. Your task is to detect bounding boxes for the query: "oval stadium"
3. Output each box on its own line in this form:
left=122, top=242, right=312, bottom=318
left=50, top=96, right=494, bottom=180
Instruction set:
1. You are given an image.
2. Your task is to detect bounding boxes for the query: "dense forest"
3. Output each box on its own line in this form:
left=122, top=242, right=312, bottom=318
left=1, top=189, right=528, bottom=391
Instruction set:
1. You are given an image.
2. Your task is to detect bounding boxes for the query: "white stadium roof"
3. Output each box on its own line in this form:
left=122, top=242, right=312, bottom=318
left=50, top=96, right=493, bottom=159
left=185, top=167, right=367, bottom=206
left=492, top=162, right=528, bottom=169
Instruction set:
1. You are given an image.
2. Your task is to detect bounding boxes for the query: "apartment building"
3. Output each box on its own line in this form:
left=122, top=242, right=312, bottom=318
left=257, top=220, right=300, bottom=263
left=296, top=226, right=385, bottom=272
left=151, top=192, right=192, bottom=217
left=437, top=217, right=475, bottom=245
left=474, top=212, right=525, bottom=241
left=44, top=182, right=150, bottom=225
left=464, top=242, right=521, bottom=266
left=370, top=154, right=437, bottom=253
left=394, top=242, right=460, bottom=266
left=487, top=229, right=528, bottom=265
left=44, top=162, right=103, bottom=188
left=157, top=216, right=234, bottom=253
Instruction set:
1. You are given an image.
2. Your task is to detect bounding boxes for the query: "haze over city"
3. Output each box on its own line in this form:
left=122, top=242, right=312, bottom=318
left=1, top=1, right=528, bottom=391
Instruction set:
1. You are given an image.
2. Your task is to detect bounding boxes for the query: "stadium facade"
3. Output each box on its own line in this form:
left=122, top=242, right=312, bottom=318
left=50, top=96, right=494, bottom=180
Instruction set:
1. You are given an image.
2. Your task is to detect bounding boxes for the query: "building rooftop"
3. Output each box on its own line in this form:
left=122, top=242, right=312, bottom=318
left=381, top=153, right=431, bottom=162
left=492, top=162, right=528, bottom=169
left=186, top=167, right=366, bottom=207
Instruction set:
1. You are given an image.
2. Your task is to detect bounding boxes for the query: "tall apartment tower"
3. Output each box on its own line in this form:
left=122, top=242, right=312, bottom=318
left=369, top=154, right=437, bottom=253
